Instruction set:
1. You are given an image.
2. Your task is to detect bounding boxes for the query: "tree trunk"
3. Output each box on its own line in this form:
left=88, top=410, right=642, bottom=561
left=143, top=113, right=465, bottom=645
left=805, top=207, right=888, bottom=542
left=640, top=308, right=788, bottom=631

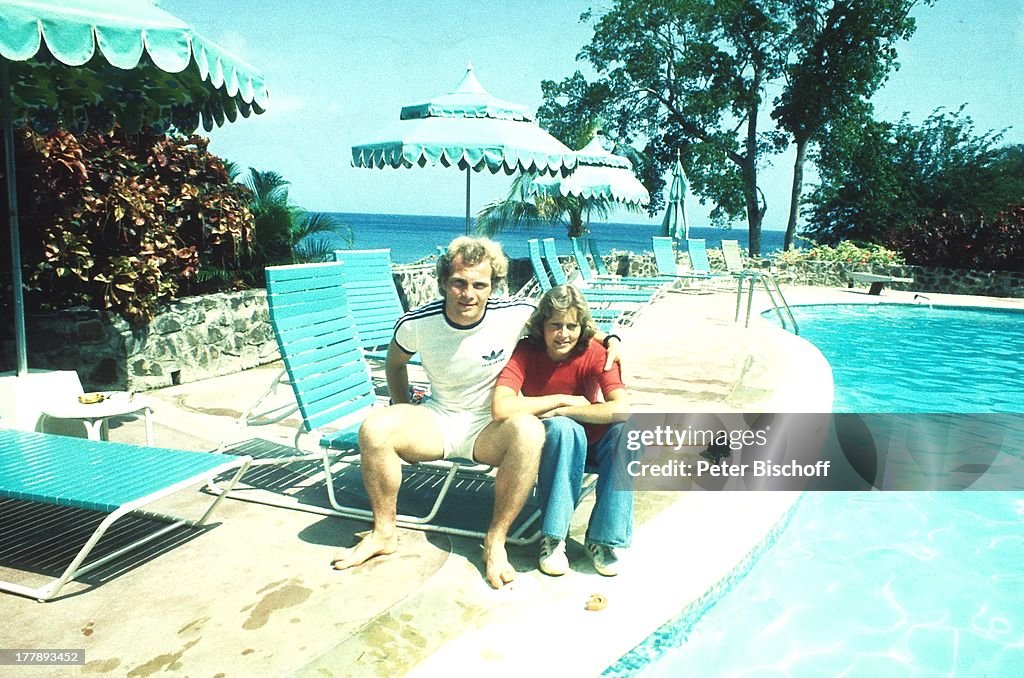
left=744, top=94, right=763, bottom=257
left=784, top=138, right=808, bottom=251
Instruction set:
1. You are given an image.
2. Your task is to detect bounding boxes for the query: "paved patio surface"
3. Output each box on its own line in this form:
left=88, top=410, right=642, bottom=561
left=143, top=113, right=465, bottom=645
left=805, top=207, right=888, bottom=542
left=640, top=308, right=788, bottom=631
left=5, top=282, right=1016, bottom=676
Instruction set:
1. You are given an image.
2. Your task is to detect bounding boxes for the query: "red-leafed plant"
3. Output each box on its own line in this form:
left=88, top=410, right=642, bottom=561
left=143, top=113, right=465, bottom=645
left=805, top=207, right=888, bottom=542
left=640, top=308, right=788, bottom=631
left=886, top=206, right=1024, bottom=272
left=2, top=126, right=254, bottom=325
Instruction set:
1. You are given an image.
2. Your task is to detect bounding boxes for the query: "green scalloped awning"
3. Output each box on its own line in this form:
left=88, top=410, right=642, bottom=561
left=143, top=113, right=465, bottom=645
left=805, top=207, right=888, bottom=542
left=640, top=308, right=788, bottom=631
left=352, top=64, right=577, bottom=177
left=528, top=137, right=649, bottom=204
left=0, top=0, right=268, bottom=133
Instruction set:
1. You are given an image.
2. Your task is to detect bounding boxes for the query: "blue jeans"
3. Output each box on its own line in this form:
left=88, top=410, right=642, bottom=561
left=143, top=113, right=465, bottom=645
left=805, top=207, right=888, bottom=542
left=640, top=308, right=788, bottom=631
left=538, top=417, right=635, bottom=548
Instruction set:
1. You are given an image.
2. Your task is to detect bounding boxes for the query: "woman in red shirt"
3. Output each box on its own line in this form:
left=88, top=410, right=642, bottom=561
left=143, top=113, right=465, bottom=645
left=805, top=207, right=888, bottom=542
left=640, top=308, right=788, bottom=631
left=493, top=285, right=634, bottom=577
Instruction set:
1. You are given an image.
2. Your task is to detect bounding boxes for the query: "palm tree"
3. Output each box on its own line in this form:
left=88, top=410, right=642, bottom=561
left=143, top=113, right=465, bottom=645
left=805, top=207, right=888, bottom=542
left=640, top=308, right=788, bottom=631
left=241, top=168, right=353, bottom=267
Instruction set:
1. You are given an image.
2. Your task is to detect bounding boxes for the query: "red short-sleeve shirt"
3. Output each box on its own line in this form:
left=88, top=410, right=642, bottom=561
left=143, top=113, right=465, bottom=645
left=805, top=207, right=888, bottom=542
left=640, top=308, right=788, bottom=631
left=496, top=338, right=625, bottom=445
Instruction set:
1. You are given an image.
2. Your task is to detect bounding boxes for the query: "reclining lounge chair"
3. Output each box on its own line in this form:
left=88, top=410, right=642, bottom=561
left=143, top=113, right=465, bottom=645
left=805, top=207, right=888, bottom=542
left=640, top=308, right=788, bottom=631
left=211, top=261, right=542, bottom=543
left=0, top=429, right=251, bottom=601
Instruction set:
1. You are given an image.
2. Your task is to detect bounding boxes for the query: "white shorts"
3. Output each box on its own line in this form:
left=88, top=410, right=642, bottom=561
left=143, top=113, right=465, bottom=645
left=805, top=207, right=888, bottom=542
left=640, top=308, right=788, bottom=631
left=418, top=397, right=493, bottom=461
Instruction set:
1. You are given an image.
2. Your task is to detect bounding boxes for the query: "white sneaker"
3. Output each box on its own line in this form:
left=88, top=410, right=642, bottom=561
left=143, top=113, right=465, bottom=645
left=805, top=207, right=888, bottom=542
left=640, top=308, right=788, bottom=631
left=539, top=537, right=569, bottom=576
left=585, top=542, right=620, bottom=576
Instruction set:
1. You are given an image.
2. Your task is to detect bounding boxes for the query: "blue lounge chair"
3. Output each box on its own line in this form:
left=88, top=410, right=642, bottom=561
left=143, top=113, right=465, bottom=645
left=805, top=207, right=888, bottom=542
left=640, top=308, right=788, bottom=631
left=541, top=238, right=663, bottom=310
left=569, top=237, right=674, bottom=290
left=0, top=429, right=251, bottom=601
left=229, top=248, right=418, bottom=436
left=213, top=261, right=541, bottom=543
left=526, top=239, right=629, bottom=330
left=651, top=236, right=721, bottom=290
left=333, top=248, right=407, bottom=362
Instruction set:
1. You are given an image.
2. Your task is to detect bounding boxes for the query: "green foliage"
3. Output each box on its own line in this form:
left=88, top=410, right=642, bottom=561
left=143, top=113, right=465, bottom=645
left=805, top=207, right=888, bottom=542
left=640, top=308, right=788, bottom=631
left=806, top=107, right=1024, bottom=246
left=773, top=0, right=927, bottom=249
left=773, top=239, right=906, bottom=266
left=886, top=205, right=1024, bottom=272
left=474, top=172, right=620, bottom=239
left=234, top=168, right=353, bottom=282
left=2, top=126, right=252, bottom=325
left=577, top=0, right=791, bottom=254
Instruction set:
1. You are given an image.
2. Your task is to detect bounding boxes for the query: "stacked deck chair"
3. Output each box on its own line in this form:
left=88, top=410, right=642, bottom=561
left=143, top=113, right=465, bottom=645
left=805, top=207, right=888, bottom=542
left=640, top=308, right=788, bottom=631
left=526, top=239, right=630, bottom=331
left=651, top=236, right=718, bottom=292
left=0, top=429, right=251, bottom=601
left=209, top=261, right=542, bottom=543
left=570, top=236, right=675, bottom=291
left=541, top=238, right=662, bottom=324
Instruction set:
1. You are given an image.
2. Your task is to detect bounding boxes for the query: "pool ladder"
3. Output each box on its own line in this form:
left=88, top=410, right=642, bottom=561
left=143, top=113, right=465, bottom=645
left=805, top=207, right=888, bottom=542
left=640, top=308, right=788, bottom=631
left=734, top=270, right=799, bottom=334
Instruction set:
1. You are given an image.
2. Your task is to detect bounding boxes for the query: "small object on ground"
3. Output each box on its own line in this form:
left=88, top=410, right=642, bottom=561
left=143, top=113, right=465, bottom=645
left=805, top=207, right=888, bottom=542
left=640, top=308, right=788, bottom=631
left=585, top=593, right=608, bottom=611
left=78, top=393, right=106, bottom=404
left=700, top=442, right=731, bottom=464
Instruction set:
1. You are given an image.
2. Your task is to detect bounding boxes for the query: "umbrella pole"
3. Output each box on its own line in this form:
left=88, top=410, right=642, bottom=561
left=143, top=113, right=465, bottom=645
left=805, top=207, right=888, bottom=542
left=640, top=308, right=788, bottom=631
left=464, top=168, right=471, bottom=235
left=1, top=60, right=28, bottom=376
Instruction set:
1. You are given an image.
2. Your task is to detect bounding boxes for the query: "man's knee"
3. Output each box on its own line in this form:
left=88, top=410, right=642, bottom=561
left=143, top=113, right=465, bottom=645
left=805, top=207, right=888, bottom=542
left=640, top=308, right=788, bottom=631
left=358, top=406, right=410, bottom=453
left=504, top=412, right=545, bottom=449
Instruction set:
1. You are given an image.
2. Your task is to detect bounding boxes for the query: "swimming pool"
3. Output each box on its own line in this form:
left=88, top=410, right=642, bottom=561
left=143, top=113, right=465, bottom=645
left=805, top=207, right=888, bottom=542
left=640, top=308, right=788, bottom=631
left=609, top=302, right=1024, bottom=675
left=779, top=304, right=1024, bottom=413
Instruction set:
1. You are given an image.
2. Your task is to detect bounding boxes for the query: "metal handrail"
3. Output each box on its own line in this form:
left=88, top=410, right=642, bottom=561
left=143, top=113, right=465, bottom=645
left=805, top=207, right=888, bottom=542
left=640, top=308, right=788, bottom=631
left=734, top=270, right=799, bottom=334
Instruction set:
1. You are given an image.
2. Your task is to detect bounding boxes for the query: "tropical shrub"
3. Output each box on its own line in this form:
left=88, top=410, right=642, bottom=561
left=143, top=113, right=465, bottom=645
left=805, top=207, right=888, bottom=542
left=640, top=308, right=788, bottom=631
left=885, top=205, right=1024, bottom=272
left=774, top=238, right=905, bottom=266
left=1, top=126, right=253, bottom=325
left=222, top=168, right=352, bottom=285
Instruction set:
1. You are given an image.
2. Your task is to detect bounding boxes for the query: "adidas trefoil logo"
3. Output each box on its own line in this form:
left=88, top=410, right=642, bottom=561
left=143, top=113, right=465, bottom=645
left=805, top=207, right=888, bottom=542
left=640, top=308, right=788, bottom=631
left=481, top=348, right=505, bottom=363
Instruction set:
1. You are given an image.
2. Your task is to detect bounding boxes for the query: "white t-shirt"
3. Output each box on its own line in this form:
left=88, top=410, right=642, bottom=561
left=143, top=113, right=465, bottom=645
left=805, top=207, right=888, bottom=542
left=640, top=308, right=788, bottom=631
left=394, top=297, right=535, bottom=415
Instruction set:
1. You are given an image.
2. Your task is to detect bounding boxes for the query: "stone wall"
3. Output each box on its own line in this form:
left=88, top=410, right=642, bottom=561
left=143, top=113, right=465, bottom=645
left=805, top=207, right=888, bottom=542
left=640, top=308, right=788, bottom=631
left=21, top=253, right=1022, bottom=393
left=773, top=260, right=1024, bottom=297
left=25, top=290, right=278, bottom=392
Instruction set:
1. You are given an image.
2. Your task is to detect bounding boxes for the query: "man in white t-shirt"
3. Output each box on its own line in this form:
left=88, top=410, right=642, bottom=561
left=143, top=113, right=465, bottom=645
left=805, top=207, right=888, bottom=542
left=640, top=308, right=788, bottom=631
left=332, top=236, right=619, bottom=589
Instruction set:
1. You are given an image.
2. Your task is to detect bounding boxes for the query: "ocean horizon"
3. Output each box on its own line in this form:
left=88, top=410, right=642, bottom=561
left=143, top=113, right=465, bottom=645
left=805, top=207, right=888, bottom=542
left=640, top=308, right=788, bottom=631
left=320, top=212, right=788, bottom=265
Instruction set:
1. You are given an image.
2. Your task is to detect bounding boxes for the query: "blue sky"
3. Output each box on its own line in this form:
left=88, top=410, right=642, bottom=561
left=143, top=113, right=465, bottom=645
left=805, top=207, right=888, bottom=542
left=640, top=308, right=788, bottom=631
left=163, top=0, right=1024, bottom=232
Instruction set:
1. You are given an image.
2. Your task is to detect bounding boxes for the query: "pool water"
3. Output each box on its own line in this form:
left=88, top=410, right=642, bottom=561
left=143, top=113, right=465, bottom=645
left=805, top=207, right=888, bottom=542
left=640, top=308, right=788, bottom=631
left=620, top=492, right=1024, bottom=676
left=610, top=303, right=1024, bottom=676
left=783, top=304, right=1024, bottom=413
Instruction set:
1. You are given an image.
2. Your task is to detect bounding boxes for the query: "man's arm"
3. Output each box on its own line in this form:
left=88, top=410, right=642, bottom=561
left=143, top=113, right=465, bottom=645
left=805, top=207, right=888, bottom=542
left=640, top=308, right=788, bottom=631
left=591, top=330, right=622, bottom=372
left=384, top=339, right=415, bottom=404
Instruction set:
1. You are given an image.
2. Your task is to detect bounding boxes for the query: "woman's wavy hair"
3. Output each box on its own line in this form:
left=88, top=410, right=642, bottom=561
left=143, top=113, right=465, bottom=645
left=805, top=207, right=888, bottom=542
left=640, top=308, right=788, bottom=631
left=436, top=236, right=508, bottom=295
left=526, top=285, right=597, bottom=356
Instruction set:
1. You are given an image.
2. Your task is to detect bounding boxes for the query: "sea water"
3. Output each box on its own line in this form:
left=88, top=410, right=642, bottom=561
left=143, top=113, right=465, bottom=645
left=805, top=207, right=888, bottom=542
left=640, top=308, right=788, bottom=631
left=317, top=212, right=787, bottom=264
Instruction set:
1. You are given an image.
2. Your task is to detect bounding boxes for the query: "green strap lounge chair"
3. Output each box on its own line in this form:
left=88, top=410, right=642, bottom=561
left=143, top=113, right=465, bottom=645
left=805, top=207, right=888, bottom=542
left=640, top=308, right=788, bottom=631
left=569, top=237, right=674, bottom=291
left=332, top=248, right=407, bottom=362
left=212, top=261, right=541, bottom=543
left=0, top=429, right=251, bottom=601
left=541, top=238, right=663, bottom=309
left=526, top=239, right=629, bottom=331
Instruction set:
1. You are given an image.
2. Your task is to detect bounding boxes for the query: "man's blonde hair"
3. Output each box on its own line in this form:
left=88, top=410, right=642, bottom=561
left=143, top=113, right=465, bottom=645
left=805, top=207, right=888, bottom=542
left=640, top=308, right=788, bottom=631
left=436, top=236, right=509, bottom=295
left=526, top=285, right=598, bottom=355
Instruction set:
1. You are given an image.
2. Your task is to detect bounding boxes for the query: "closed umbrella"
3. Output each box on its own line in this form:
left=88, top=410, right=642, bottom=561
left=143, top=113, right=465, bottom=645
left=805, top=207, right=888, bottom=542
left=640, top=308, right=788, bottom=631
left=527, top=136, right=650, bottom=205
left=352, top=63, right=580, bottom=235
left=661, top=151, right=689, bottom=243
left=1, top=0, right=268, bottom=376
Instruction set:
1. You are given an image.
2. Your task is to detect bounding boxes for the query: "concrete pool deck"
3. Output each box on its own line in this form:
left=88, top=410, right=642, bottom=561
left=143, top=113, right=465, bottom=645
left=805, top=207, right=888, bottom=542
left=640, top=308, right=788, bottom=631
left=3, top=283, right=1022, bottom=676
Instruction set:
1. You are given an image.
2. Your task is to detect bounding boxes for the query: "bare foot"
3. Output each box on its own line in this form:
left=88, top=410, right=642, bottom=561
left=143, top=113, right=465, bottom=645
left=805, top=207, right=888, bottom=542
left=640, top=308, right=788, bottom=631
left=483, top=537, right=516, bottom=589
left=331, top=531, right=397, bottom=570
